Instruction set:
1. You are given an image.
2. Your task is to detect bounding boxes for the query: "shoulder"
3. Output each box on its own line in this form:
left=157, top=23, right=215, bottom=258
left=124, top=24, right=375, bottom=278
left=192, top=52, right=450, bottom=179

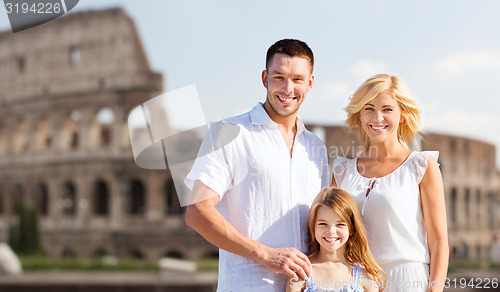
left=360, top=268, right=380, bottom=292
left=302, top=128, right=326, bottom=147
left=411, top=151, right=440, bottom=184
left=222, top=110, right=251, bottom=125
left=411, top=151, right=439, bottom=163
left=332, top=156, right=354, bottom=174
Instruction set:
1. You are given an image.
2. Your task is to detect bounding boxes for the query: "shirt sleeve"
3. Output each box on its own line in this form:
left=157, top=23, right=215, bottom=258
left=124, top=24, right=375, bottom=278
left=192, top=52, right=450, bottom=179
left=413, top=151, right=439, bottom=184
left=184, top=121, right=237, bottom=202
left=320, top=144, right=330, bottom=188
left=332, top=156, right=350, bottom=186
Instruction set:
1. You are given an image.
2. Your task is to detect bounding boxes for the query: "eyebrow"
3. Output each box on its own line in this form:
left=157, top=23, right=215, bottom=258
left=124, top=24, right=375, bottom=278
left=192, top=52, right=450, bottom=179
left=270, top=70, right=307, bottom=78
left=316, top=218, right=345, bottom=223
left=365, top=103, right=396, bottom=108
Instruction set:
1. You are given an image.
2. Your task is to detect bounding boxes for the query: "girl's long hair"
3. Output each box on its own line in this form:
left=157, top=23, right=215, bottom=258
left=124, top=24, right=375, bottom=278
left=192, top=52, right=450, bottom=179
left=307, top=187, right=386, bottom=289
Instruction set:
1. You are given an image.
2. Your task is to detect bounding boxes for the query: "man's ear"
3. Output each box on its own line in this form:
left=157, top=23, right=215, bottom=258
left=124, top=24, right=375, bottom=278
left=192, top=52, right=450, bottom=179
left=262, top=70, right=268, bottom=88
left=307, top=74, right=315, bottom=92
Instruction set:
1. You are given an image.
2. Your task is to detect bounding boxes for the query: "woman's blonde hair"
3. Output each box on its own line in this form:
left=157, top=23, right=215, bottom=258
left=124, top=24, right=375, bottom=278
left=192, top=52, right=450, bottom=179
left=345, top=74, right=420, bottom=152
left=307, top=187, right=386, bottom=288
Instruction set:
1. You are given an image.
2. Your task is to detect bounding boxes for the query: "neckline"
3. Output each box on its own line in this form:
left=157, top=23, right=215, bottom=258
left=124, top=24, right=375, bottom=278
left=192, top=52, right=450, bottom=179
left=309, top=263, right=359, bottom=290
left=354, top=151, right=416, bottom=180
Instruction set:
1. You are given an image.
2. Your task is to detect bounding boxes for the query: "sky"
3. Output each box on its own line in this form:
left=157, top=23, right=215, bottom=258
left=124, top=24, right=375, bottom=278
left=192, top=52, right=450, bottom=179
left=1, top=0, right=500, bottom=166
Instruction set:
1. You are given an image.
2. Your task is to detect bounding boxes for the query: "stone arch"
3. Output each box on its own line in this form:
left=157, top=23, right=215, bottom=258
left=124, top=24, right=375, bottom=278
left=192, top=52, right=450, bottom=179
left=449, top=187, right=457, bottom=229
left=451, top=246, right=457, bottom=258
left=12, top=184, right=24, bottom=213
left=475, top=245, right=482, bottom=260
left=93, top=248, right=109, bottom=258
left=62, top=247, right=77, bottom=258
left=464, top=188, right=470, bottom=224
left=34, top=183, right=49, bottom=216
left=0, top=121, right=6, bottom=155
left=61, top=181, right=77, bottom=216
left=62, top=110, right=81, bottom=150
left=165, top=179, right=182, bottom=215
left=0, top=184, right=3, bottom=215
left=164, top=250, right=184, bottom=259
left=93, top=180, right=109, bottom=216
left=203, top=251, right=219, bottom=259
left=128, top=179, right=145, bottom=215
left=476, top=189, right=482, bottom=224
left=128, top=249, right=144, bottom=259
left=489, top=192, right=495, bottom=228
left=90, top=107, right=115, bottom=148
left=35, top=115, right=53, bottom=151
left=13, top=117, right=28, bottom=154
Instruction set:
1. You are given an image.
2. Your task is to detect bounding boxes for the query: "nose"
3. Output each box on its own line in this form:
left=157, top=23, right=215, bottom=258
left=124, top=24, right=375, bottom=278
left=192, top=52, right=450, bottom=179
left=327, top=226, right=337, bottom=235
left=374, top=110, right=384, bottom=122
left=282, top=79, right=293, bottom=95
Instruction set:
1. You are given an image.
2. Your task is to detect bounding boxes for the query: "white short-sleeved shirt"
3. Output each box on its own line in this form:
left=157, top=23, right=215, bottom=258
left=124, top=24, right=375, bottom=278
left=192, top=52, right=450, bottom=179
left=185, top=103, right=329, bottom=292
left=333, top=151, right=438, bottom=266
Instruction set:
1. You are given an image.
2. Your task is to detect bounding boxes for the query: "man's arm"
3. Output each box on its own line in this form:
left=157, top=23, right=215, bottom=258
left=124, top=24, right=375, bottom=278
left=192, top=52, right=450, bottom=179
left=185, top=179, right=312, bottom=280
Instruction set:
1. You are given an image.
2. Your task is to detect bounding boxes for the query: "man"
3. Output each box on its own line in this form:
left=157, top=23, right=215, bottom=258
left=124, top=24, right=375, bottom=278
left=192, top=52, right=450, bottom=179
left=185, top=39, right=329, bottom=291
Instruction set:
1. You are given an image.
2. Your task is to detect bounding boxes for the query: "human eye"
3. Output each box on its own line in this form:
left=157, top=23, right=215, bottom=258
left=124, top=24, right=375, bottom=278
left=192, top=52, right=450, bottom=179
left=363, top=106, right=374, bottom=111
left=273, top=75, right=284, bottom=80
left=383, top=108, right=393, bottom=112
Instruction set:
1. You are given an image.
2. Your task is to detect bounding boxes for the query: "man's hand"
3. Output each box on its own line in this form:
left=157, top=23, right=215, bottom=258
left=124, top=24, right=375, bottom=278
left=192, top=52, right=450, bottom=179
left=258, top=246, right=312, bottom=281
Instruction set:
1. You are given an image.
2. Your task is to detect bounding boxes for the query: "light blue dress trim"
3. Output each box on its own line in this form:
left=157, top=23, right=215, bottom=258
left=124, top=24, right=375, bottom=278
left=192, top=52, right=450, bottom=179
left=303, top=263, right=364, bottom=292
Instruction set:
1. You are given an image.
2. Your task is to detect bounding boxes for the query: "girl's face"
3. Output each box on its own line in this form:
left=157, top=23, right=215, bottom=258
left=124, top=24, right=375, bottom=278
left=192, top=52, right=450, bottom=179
left=359, top=92, right=403, bottom=146
left=314, top=206, right=350, bottom=254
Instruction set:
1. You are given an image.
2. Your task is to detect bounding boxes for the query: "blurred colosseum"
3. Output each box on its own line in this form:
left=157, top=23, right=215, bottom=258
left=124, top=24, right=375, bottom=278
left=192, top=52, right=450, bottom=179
left=0, top=7, right=498, bottom=263
left=0, top=8, right=217, bottom=261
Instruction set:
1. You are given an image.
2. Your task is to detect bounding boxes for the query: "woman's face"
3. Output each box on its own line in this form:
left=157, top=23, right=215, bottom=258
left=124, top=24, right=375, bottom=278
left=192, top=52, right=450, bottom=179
left=359, top=92, right=403, bottom=146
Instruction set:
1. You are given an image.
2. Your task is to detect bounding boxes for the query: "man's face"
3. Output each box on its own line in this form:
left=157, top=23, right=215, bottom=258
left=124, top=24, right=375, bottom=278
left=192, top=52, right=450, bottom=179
left=262, top=53, right=314, bottom=121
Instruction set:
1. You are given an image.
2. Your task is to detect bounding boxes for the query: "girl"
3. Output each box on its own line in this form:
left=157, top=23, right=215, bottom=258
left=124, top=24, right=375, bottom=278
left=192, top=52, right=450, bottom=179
left=333, top=74, right=448, bottom=291
left=286, top=187, right=385, bottom=292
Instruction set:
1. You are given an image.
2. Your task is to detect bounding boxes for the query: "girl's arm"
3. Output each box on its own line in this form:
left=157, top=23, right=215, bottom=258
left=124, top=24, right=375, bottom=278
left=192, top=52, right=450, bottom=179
left=362, top=271, right=382, bottom=292
left=420, top=157, right=449, bottom=292
left=285, top=275, right=306, bottom=292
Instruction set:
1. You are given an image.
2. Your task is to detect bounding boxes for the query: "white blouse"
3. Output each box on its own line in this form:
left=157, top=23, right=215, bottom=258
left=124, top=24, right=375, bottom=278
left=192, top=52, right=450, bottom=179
left=333, top=151, right=438, bottom=265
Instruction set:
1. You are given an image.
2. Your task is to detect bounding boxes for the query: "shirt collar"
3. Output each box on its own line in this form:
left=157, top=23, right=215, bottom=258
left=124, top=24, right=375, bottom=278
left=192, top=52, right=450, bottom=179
left=250, top=103, right=305, bottom=135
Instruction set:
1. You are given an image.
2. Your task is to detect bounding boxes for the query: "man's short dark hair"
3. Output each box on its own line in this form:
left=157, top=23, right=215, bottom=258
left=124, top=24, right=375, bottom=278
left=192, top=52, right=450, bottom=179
left=266, top=39, right=314, bottom=72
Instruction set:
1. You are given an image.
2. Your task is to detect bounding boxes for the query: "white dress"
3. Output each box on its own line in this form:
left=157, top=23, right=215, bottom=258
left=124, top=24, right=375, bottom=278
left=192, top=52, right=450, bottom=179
left=333, top=151, right=438, bottom=292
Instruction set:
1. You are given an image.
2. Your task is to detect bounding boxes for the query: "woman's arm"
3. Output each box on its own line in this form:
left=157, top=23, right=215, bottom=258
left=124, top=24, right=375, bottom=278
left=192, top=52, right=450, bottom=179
left=420, top=157, right=449, bottom=292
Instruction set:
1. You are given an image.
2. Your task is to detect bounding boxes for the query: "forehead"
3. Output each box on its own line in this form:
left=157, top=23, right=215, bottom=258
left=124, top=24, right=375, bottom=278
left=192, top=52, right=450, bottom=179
left=316, top=205, right=342, bottom=221
left=367, top=92, right=399, bottom=106
left=268, top=53, right=312, bottom=75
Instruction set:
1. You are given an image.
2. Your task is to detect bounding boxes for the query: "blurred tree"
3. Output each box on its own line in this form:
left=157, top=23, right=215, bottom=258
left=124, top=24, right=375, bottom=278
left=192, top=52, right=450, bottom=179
left=8, top=201, right=42, bottom=255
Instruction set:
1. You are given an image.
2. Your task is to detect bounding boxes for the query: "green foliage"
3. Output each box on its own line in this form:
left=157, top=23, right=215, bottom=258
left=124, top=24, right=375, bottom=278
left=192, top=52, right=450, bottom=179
left=8, top=201, right=42, bottom=255
left=18, top=255, right=218, bottom=271
left=196, top=259, right=219, bottom=271
left=19, top=255, right=159, bottom=271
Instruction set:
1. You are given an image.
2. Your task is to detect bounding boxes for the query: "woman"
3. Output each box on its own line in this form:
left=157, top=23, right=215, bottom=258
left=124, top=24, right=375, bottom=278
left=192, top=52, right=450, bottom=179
left=332, top=74, right=448, bottom=292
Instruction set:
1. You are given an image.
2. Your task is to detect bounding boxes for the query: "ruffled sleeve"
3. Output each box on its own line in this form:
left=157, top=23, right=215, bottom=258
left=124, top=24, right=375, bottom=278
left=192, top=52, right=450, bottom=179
left=333, top=156, right=350, bottom=186
left=413, top=151, right=439, bottom=184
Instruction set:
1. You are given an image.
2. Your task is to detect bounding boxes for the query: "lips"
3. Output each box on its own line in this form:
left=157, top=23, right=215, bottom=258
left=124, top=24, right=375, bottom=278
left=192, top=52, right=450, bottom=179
left=277, top=95, right=296, bottom=104
left=370, top=125, right=388, bottom=131
left=323, top=236, right=340, bottom=243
